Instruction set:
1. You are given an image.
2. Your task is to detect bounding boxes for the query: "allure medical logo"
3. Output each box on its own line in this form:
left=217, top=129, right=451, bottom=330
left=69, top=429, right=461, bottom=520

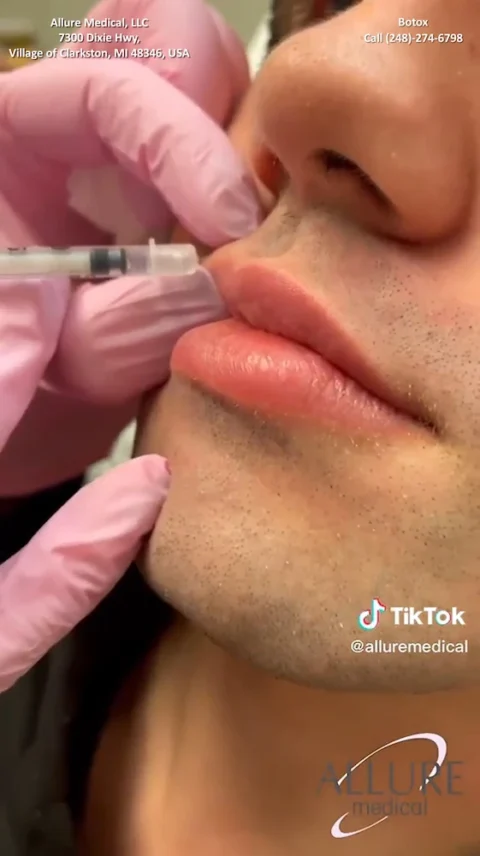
left=316, top=733, right=463, bottom=839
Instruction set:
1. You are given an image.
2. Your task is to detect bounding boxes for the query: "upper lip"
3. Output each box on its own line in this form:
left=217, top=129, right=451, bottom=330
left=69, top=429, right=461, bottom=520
left=209, top=259, right=433, bottom=430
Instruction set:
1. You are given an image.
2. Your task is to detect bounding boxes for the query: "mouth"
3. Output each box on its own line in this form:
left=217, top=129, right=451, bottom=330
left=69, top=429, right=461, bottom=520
left=171, top=261, right=433, bottom=436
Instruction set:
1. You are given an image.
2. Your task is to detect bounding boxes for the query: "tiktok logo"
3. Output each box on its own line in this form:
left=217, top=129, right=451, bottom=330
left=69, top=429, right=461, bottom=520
left=357, top=598, right=387, bottom=631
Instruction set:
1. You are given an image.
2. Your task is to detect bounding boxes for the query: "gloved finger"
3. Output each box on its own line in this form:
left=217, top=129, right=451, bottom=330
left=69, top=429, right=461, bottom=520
left=69, top=0, right=251, bottom=243
left=77, top=0, right=250, bottom=122
left=0, top=276, right=70, bottom=451
left=206, top=4, right=251, bottom=109
left=47, top=267, right=227, bottom=402
left=0, top=59, right=260, bottom=246
left=0, top=455, right=168, bottom=692
left=112, top=0, right=251, bottom=238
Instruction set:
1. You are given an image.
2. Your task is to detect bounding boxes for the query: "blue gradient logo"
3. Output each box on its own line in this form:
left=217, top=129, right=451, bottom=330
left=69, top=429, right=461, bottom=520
left=358, top=598, right=387, bottom=631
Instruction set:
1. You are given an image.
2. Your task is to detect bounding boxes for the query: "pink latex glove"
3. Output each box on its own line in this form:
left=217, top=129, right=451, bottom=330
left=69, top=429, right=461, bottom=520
left=0, top=456, right=169, bottom=692
left=0, top=0, right=259, bottom=496
left=0, top=0, right=260, bottom=691
left=0, top=237, right=175, bottom=693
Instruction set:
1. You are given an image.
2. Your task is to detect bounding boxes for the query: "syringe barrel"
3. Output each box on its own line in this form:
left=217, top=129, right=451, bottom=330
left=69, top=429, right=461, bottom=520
left=125, top=243, right=198, bottom=276
left=0, top=244, right=199, bottom=279
left=0, top=248, right=93, bottom=277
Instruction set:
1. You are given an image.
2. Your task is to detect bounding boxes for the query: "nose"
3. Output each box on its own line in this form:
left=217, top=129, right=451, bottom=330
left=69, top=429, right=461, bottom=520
left=253, top=3, right=474, bottom=242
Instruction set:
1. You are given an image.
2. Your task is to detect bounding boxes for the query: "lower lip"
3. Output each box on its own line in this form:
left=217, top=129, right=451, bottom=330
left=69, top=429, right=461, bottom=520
left=171, top=319, right=414, bottom=435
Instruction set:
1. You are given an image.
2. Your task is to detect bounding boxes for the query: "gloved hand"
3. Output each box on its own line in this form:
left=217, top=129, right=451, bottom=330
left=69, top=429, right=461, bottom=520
left=0, top=0, right=260, bottom=691
left=0, top=0, right=259, bottom=496
left=0, top=455, right=169, bottom=692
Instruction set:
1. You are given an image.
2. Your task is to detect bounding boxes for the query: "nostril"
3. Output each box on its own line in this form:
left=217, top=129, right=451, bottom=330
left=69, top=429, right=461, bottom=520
left=253, top=147, right=288, bottom=202
left=314, top=148, right=393, bottom=209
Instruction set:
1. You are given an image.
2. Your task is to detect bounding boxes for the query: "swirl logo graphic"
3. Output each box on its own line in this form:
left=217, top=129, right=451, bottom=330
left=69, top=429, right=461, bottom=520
left=357, top=598, right=387, bottom=631
left=330, top=733, right=448, bottom=838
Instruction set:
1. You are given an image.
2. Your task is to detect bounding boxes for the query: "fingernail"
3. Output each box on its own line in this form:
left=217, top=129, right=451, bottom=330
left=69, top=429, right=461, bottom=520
left=221, top=174, right=261, bottom=240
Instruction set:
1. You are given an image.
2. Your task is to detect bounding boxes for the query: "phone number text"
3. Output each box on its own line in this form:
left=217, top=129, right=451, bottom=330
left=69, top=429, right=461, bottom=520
left=364, top=33, right=463, bottom=44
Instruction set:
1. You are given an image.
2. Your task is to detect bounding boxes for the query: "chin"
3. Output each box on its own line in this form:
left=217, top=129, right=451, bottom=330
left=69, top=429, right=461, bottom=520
left=134, top=375, right=479, bottom=694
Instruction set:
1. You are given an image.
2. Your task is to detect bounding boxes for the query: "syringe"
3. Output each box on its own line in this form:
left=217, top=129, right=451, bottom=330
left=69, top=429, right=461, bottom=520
left=0, top=240, right=198, bottom=279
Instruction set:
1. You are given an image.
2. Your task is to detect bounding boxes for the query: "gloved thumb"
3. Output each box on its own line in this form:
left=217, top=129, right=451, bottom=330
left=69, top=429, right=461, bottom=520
left=0, top=455, right=169, bottom=692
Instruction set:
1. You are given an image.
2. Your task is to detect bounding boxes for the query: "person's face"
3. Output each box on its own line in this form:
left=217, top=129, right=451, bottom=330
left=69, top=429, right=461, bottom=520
left=136, top=0, right=480, bottom=693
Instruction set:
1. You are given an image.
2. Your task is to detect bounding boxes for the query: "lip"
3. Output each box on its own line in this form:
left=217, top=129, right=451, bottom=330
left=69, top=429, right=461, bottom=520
left=171, top=261, right=431, bottom=435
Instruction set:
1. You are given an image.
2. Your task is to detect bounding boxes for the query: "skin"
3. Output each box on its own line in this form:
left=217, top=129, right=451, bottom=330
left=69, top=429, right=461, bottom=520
left=82, top=2, right=480, bottom=854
